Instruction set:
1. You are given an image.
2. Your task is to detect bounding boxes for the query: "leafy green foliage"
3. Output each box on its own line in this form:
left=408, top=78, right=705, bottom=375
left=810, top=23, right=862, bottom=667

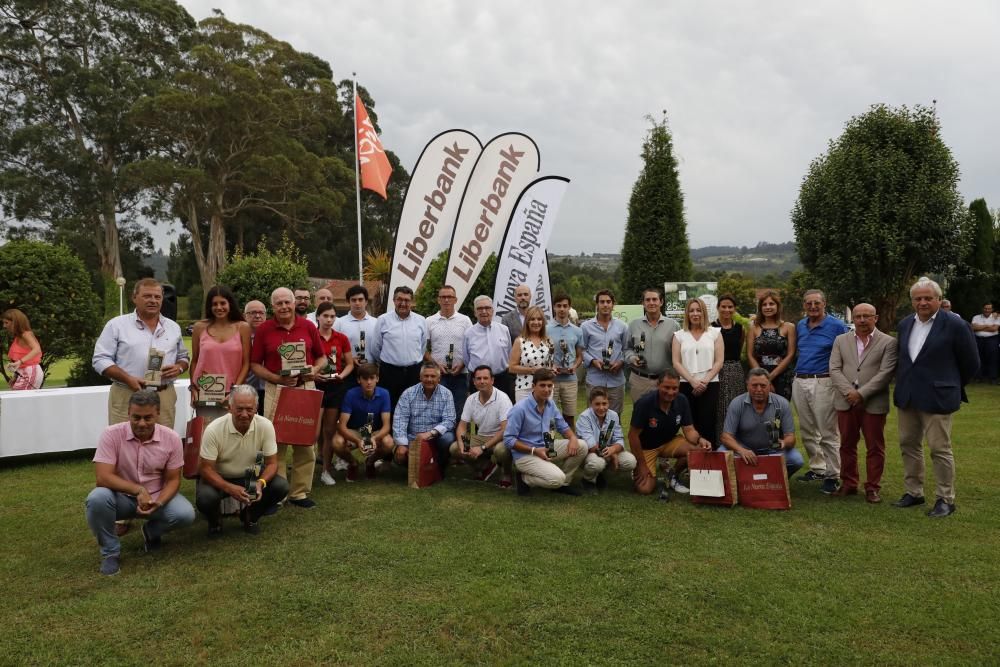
left=948, top=199, right=996, bottom=318
left=215, top=237, right=309, bottom=313
left=548, top=258, right=621, bottom=309
left=792, top=104, right=967, bottom=327
left=414, top=252, right=498, bottom=317
left=717, top=274, right=758, bottom=314
left=0, top=241, right=101, bottom=384
left=0, top=0, right=196, bottom=277
left=620, top=116, right=692, bottom=303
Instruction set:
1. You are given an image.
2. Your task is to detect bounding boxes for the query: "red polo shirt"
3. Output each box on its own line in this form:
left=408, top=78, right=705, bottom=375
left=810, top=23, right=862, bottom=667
left=251, top=316, right=325, bottom=374
left=318, top=329, right=352, bottom=373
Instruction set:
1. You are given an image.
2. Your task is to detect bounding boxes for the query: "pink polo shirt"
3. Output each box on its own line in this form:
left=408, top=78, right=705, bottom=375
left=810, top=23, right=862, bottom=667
left=93, top=422, right=183, bottom=501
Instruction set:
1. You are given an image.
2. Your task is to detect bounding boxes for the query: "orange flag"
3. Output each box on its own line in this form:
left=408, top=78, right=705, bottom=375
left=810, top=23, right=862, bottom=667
left=355, top=94, right=392, bottom=199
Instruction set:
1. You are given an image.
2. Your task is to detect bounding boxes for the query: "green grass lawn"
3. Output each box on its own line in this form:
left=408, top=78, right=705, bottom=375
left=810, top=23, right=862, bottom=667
left=1, top=385, right=998, bottom=665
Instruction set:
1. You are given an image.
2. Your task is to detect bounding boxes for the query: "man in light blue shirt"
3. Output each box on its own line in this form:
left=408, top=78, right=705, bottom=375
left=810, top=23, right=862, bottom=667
left=547, top=294, right=584, bottom=428
left=463, top=295, right=514, bottom=403
left=503, top=368, right=586, bottom=496
left=576, top=387, right=636, bottom=494
left=391, top=364, right=456, bottom=478
left=93, top=278, right=189, bottom=428
left=580, top=289, right=629, bottom=415
left=371, top=286, right=426, bottom=407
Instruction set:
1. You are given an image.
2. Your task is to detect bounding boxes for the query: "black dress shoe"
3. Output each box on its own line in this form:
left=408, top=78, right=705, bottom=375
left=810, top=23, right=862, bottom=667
left=892, top=493, right=926, bottom=508
left=926, top=499, right=956, bottom=518
left=554, top=485, right=581, bottom=496
left=515, top=472, right=531, bottom=496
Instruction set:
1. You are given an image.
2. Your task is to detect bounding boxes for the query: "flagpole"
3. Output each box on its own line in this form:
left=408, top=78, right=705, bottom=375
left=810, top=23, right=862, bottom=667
left=353, top=73, right=363, bottom=284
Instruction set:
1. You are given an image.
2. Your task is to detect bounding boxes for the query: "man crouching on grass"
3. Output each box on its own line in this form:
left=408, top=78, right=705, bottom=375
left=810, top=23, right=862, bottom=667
left=503, top=368, right=587, bottom=496
left=85, top=390, right=195, bottom=576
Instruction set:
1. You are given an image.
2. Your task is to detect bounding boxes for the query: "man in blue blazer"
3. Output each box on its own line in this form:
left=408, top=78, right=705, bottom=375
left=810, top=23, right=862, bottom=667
left=893, top=277, right=979, bottom=518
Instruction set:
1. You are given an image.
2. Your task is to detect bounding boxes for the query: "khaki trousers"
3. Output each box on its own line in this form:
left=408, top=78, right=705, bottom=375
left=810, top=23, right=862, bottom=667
left=582, top=450, right=637, bottom=481
left=449, top=436, right=513, bottom=475
left=264, top=380, right=317, bottom=501
left=513, top=439, right=587, bottom=489
left=792, top=377, right=840, bottom=477
left=108, top=383, right=176, bottom=428
left=628, top=374, right=659, bottom=404
left=897, top=407, right=955, bottom=503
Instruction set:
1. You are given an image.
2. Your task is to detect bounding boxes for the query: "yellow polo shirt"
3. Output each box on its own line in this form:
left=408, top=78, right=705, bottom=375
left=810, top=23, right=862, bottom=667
left=200, top=414, right=278, bottom=478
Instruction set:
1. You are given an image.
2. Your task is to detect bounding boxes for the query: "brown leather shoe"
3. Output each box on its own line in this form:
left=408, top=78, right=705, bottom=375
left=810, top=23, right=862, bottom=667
left=831, top=485, right=858, bottom=497
left=865, top=489, right=882, bottom=504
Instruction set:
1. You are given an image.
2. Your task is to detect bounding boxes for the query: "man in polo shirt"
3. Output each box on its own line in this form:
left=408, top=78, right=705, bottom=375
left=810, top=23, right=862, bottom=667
left=426, top=284, right=473, bottom=418
left=463, top=295, right=515, bottom=403
left=547, top=294, right=584, bottom=429
left=93, top=278, right=190, bottom=427
left=249, top=287, right=326, bottom=509
left=503, top=368, right=586, bottom=496
left=577, top=387, right=636, bottom=494
left=391, top=363, right=456, bottom=476
left=453, top=365, right=514, bottom=487
left=334, top=284, right=378, bottom=367
left=719, top=368, right=804, bottom=477
left=581, top=289, right=630, bottom=415
left=196, top=385, right=287, bottom=536
left=792, top=289, right=849, bottom=493
left=85, top=390, right=196, bottom=576
left=629, top=369, right=712, bottom=497
left=371, top=286, right=427, bottom=408
left=625, top=287, right=679, bottom=403
left=334, top=363, right=393, bottom=480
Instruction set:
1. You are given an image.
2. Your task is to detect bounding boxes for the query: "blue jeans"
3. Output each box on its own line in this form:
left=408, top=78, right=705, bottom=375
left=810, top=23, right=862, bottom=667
left=85, top=487, right=195, bottom=558
left=717, top=444, right=804, bottom=477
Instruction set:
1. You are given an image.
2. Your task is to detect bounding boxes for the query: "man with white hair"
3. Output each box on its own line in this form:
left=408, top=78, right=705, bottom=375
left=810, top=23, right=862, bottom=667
left=249, top=287, right=326, bottom=509
left=463, top=295, right=515, bottom=402
left=892, top=277, right=979, bottom=518
left=196, top=385, right=287, bottom=536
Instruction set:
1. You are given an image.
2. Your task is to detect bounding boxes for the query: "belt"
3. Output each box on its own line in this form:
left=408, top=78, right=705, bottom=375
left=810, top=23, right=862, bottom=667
left=631, top=369, right=660, bottom=379
left=795, top=373, right=829, bottom=379
left=115, top=382, right=173, bottom=392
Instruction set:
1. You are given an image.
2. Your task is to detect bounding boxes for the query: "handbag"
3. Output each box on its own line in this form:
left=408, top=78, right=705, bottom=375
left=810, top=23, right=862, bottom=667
left=735, top=454, right=791, bottom=510
left=183, top=414, right=205, bottom=479
left=689, top=450, right=738, bottom=507
left=407, top=438, right=442, bottom=489
left=272, top=385, right=323, bottom=446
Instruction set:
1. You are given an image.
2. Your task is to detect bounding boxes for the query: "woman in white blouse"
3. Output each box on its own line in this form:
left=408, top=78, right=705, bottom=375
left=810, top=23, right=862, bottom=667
left=509, top=306, right=554, bottom=402
left=671, top=297, right=725, bottom=447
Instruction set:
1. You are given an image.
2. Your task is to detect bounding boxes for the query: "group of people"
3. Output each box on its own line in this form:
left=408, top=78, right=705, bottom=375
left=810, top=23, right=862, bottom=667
left=75, top=275, right=979, bottom=576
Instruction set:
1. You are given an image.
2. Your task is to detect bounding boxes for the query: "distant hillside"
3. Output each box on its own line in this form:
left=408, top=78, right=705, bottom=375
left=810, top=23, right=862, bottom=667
left=550, top=241, right=801, bottom=277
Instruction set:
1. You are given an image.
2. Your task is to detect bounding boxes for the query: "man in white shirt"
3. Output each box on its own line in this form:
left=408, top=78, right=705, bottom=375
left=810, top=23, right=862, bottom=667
left=453, top=365, right=514, bottom=488
left=426, top=285, right=473, bottom=417
left=971, top=302, right=998, bottom=384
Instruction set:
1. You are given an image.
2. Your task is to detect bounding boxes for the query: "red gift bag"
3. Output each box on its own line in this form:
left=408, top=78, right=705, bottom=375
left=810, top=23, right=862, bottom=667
left=735, top=455, right=791, bottom=510
left=689, top=450, right=738, bottom=507
left=407, top=438, right=442, bottom=489
left=272, top=386, right=323, bottom=446
left=183, top=415, right=205, bottom=479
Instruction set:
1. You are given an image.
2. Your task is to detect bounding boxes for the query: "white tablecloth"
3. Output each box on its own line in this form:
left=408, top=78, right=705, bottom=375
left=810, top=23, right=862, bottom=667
left=0, top=381, right=191, bottom=458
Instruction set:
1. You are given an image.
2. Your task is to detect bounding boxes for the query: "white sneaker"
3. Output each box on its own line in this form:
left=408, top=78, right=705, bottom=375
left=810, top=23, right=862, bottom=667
left=334, top=458, right=349, bottom=471
left=670, top=477, right=690, bottom=494
left=320, top=470, right=336, bottom=486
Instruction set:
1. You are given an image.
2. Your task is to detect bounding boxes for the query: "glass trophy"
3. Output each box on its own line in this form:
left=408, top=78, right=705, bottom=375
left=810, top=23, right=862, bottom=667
left=144, top=348, right=165, bottom=386
left=278, top=341, right=307, bottom=376
left=359, top=412, right=375, bottom=453
left=195, top=373, right=227, bottom=406
left=544, top=418, right=557, bottom=459
left=559, top=339, right=570, bottom=371
left=444, top=343, right=455, bottom=373
left=634, top=332, right=646, bottom=366
left=321, top=349, right=339, bottom=380
left=597, top=419, right=616, bottom=453
left=356, top=331, right=367, bottom=365
left=602, top=342, right=613, bottom=371
left=244, top=452, right=264, bottom=502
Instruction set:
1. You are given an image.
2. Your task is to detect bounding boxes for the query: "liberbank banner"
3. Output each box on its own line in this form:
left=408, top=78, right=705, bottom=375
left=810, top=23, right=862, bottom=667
left=444, top=133, right=540, bottom=307
left=492, top=176, right=569, bottom=317
left=388, top=130, right=483, bottom=296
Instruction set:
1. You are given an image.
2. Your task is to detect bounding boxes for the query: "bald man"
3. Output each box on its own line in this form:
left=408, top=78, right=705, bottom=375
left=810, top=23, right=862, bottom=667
left=307, top=288, right=334, bottom=326
left=829, top=303, right=898, bottom=503
left=250, top=287, right=327, bottom=508
left=501, top=283, right=532, bottom=340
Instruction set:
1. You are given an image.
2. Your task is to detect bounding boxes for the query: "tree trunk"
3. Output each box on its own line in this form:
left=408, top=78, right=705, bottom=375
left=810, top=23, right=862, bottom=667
left=205, top=211, right=227, bottom=294
left=98, top=199, right=123, bottom=279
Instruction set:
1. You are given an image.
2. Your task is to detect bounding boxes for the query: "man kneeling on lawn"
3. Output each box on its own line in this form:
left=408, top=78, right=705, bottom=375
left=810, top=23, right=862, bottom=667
left=503, top=368, right=587, bottom=496
left=577, top=387, right=636, bottom=494
left=85, top=390, right=195, bottom=576
left=196, top=385, right=287, bottom=537
left=333, top=363, right=393, bottom=481
left=718, top=368, right=804, bottom=477
left=452, top=365, right=514, bottom=487
left=629, top=369, right=712, bottom=497
left=391, top=363, right=456, bottom=477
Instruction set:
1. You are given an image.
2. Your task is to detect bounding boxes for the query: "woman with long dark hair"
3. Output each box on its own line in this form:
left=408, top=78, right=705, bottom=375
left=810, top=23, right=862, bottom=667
left=711, top=294, right=745, bottom=441
left=315, top=302, right=354, bottom=486
left=190, top=286, right=250, bottom=422
left=2, top=308, right=43, bottom=390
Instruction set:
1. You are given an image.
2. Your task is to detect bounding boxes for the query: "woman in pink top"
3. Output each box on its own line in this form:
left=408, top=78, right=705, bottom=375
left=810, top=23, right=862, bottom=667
left=2, top=308, right=44, bottom=390
left=190, top=286, right=251, bottom=409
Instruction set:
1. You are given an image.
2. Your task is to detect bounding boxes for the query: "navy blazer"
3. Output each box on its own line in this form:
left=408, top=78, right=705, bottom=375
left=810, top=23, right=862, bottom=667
left=894, top=311, right=979, bottom=414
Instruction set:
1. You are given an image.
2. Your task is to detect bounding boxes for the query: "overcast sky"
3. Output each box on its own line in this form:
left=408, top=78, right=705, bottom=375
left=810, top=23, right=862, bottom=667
left=172, top=0, right=1000, bottom=255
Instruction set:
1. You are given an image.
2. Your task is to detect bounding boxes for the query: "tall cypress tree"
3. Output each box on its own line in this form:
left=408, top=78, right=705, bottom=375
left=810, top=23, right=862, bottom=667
left=620, top=116, right=692, bottom=303
left=949, top=198, right=995, bottom=318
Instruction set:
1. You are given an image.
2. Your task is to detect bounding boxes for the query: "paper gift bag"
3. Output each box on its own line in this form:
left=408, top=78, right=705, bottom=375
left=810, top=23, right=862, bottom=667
left=689, top=449, right=737, bottom=506
left=735, top=454, right=791, bottom=510
left=272, top=386, right=323, bottom=446
left=407, top=438, right=442, bottom=489
left=183, top=414, right=205, bottom=479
